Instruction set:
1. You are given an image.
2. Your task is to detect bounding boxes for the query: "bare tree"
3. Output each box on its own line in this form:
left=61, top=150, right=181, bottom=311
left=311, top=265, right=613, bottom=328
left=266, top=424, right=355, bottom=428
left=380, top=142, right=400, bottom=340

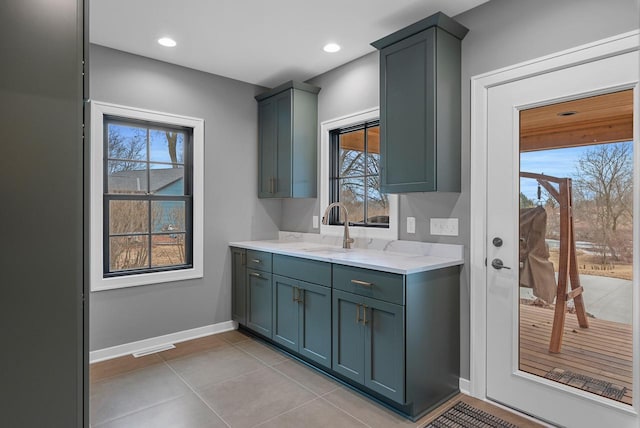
left=165, top=131, right=180, bottom=166
left=108, top=127, right=146, bottom=173
left=574, top=142, right=633, bottom=262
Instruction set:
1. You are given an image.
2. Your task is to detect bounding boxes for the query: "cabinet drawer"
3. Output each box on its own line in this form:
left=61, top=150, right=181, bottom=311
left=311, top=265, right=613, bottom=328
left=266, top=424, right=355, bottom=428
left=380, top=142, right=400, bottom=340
left=246, top=250, right=272, bottom=272
left=273, top=254, right=331, bottom=287
left=333, top=265, right=404, bottom=305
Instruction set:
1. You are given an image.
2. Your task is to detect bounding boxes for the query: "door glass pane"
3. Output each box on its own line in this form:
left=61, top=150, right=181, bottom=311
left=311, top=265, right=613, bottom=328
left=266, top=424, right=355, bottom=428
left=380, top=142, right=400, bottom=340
left=518, top=90, right=634, bottom=405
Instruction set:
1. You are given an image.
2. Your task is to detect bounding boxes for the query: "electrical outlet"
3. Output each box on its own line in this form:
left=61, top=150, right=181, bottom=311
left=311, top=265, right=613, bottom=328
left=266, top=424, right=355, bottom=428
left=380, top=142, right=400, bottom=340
left=406, top=217, right=416, bottom=234
left=430, top=218, right=459, bottom=236
left=312, top=215, right=319, bottom=229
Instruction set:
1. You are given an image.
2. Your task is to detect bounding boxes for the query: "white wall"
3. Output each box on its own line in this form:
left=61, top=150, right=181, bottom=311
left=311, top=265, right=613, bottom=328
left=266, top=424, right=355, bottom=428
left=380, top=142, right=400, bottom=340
left=89, top=45, right=281, bottom=351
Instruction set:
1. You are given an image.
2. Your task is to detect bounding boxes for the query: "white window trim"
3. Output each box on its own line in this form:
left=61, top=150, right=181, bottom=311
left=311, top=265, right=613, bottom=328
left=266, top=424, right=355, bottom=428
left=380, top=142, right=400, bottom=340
left=90, top=101, right=204, bottom=291
left=320, top=107, right=398, bottom=240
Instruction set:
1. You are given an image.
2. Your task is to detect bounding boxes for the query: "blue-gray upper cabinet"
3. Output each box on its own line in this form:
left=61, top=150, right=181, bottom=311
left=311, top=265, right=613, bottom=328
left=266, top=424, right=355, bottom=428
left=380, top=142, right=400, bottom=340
left=272, top=255, right=332, bottom=369
left=255, top=81, right=320, bottom=198
left=372, top=12, right=468, bottom=193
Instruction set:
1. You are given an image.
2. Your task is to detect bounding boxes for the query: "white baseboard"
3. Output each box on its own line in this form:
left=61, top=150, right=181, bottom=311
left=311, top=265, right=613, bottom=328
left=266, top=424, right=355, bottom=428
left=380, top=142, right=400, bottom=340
left=90, top=320, right=238, bottom=364
left=459, top=377, right=471, bottom=395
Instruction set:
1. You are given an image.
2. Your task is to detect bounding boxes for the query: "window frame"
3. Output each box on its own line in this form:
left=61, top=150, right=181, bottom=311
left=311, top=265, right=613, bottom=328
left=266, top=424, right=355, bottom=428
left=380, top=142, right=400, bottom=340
left=320, top=108, right=398, bottom=240
left=91, top=101, right=204, bottom=291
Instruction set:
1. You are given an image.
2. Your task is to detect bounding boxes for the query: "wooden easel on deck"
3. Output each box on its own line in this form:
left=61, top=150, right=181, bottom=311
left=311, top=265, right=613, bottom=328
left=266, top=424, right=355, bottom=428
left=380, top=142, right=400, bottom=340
left=521, top=172, right=589, bottom=353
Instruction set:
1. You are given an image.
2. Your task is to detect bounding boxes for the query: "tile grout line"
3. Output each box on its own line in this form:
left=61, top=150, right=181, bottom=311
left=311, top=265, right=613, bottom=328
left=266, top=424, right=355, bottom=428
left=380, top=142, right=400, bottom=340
left=316, top=393, right=375, bottom=428
left=162, top=359, right=233, bottom=428
left=250, top=396, right=323, bottom=428
left=92, top=395, right=182, bottom=427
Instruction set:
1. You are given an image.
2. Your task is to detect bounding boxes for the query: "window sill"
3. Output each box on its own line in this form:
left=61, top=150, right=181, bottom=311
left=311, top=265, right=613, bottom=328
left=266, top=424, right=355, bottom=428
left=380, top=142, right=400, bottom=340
left=92, top=266, right=203, bottom=292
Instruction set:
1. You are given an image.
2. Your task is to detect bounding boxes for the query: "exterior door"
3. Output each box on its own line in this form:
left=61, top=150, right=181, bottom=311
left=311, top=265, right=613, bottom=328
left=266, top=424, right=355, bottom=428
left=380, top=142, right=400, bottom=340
left=485, top=49, right=638, bottom=427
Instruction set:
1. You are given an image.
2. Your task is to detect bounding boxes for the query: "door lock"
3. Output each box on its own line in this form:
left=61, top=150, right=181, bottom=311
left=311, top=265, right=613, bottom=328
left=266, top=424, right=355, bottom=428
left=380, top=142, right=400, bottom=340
left=492, top=237, right=503, bottom=247
left=491, top=258, right=511, bottom=270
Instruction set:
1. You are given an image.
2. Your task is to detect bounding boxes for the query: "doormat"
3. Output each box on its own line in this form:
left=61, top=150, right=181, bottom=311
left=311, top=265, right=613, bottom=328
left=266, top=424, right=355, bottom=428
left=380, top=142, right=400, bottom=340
left=545, top=368, right=627, bottom=401
left=425, top=401, right=518, bottom=428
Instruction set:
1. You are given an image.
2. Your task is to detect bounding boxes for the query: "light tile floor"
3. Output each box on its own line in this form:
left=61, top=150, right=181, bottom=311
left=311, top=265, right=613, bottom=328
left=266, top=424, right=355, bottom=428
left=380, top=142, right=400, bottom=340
left=90, top=330, right=544, bottom=428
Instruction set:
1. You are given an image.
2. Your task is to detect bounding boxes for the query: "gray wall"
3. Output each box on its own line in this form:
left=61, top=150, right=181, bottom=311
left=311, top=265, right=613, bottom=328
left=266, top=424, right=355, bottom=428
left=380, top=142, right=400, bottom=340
left=281, top=0, right=639, bottom=379
left=90, top=45, right=281, bottom=351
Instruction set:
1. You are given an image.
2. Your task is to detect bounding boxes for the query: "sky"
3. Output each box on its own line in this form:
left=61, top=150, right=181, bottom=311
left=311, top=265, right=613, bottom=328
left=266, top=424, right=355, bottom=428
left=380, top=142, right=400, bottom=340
left=519, top=141, right=633, bottom=203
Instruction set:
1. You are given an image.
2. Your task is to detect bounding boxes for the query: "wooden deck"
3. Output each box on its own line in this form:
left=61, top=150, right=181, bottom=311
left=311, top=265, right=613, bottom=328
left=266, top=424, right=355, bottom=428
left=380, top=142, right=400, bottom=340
left=519, top=304, right=633, bottom=405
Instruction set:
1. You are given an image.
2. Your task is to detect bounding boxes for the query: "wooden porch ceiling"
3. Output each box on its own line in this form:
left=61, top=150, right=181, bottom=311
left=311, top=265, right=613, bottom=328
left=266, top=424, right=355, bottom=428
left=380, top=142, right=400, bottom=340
left=520, top=89, right=633, bottom=152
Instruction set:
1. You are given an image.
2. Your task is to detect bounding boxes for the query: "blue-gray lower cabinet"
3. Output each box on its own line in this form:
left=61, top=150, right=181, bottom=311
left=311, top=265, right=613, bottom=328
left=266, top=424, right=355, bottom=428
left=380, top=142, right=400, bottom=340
left=332, top=289, right=405, bottom=403
left=231, top=247, right=247, bottom=325
left=246, top=268, right=272, bottom=338
left=273, top=274, right=332, bottom=369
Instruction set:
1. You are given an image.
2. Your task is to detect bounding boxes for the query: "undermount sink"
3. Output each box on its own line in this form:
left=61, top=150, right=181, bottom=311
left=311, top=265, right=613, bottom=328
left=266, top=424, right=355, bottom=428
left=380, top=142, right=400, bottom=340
left=301, top=246, right=350, bottom=253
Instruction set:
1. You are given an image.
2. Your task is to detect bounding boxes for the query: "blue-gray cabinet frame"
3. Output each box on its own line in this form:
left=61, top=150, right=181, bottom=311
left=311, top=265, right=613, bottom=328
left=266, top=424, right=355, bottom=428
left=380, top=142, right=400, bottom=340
left=332, top=290, right=405, bottom=404
left=256, top=81, right=320, bottom=198
left=372, top=12, right=468, bottom=193
left=273, top=275, right=332, bottom=369
left=246, top=268, right=273, bottom=338
left=231, top=247, right=247, bottom=325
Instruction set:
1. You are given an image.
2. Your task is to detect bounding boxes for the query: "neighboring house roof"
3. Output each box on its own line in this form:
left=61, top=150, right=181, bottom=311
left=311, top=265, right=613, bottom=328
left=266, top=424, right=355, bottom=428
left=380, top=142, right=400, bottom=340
left=109, top=167, right=183, bottom=193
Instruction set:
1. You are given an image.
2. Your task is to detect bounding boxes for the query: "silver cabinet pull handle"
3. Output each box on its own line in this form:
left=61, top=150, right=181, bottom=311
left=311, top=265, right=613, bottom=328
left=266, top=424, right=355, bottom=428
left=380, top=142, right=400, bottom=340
left=356, top=303, right=361, bottom=323
left=292, top=286, right=297, bottom=302
left=351, top=279, right=373, bottom=287
left=362, top=304, right=368, bottom=325
left=251, top=259, right=261, bottom=264
left=249, top=272, right=262, bottom=278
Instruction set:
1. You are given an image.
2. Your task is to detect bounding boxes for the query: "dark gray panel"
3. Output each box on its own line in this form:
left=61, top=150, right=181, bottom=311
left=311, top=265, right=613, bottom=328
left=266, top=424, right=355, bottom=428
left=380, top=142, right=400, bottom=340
left=275, top=91, right=293, bottom=197
left=0, top=0, right=85, bottom=426
left=247, top=250, right=273, bottom=272
left=291, top=89, right=318, bottom=197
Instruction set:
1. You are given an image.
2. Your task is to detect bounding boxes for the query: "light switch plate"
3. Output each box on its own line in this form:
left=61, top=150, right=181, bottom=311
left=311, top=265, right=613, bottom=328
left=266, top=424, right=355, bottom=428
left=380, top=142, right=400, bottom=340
left=406, top=217, right=416, bottom=234
left=430, top=218, right=459, bottom=236
left=312, top=215, right=319, bottom=229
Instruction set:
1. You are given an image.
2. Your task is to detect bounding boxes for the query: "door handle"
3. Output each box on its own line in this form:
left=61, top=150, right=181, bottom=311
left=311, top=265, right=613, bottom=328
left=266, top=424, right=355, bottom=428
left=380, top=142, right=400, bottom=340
left=362, top=304, right=368, bottom=325
left=491, top=258, right=511, bottom=270
left=249, top=272, right=262, bottom=278
left=356, top=303, right=361, bottom=324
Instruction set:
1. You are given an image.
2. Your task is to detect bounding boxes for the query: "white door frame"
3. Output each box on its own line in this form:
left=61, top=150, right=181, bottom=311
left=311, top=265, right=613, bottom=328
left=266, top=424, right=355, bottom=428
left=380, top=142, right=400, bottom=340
left=469, top=29, right=640, bottom=411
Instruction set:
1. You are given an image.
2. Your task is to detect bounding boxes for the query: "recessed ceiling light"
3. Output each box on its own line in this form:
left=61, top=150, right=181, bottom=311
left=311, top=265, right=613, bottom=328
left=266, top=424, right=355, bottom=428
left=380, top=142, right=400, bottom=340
left=158, top=37, right=177, bottom=48
left=323, top=43, right=341, bottom=53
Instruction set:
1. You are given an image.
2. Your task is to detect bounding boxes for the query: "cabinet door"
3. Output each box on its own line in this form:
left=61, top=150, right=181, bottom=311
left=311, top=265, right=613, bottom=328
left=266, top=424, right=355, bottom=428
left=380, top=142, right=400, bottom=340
left=380, top=28, right=436, bottom=193
left=332, top=290, right=365, bottom=383
left=231, top=248, right=246, bottom=325
left=363, top=297, right=405, bottom=403
left=274, top=90, right=292, bottom=197
left=298, top=281, right=331, bottom=369
left=272, top=275, right=299, bottom=353
left=246, top=268, right=272, bottom=337
left=258, top=98, right=277, bottom=198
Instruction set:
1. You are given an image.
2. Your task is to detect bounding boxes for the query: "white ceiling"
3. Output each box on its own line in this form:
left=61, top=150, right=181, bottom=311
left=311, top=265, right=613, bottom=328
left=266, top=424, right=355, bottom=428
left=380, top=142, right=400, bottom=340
left=90, top=0, right=488, bottom=88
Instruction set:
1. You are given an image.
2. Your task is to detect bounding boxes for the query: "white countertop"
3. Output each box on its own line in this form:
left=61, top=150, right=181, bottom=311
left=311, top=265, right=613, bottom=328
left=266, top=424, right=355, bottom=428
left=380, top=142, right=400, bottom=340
left=229, top=236, right=464, bottom=275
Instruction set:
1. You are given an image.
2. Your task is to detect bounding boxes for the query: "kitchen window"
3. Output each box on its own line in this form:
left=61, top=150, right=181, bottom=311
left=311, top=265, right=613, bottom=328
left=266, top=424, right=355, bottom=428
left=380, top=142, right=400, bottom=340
left=91, top=102, right=204, bottom=291
left=320, top=108, right=398, bottom=240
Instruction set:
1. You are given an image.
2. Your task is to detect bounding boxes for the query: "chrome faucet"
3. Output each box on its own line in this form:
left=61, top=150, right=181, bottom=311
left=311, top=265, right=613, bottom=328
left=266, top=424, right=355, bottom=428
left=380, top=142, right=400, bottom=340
left=321, top=202, right=354, bottom=249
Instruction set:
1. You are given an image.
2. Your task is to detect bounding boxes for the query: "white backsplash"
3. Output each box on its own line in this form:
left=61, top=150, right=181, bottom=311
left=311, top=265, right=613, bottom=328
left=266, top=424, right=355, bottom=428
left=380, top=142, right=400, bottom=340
left=277, top=231, right=463, bottom=259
